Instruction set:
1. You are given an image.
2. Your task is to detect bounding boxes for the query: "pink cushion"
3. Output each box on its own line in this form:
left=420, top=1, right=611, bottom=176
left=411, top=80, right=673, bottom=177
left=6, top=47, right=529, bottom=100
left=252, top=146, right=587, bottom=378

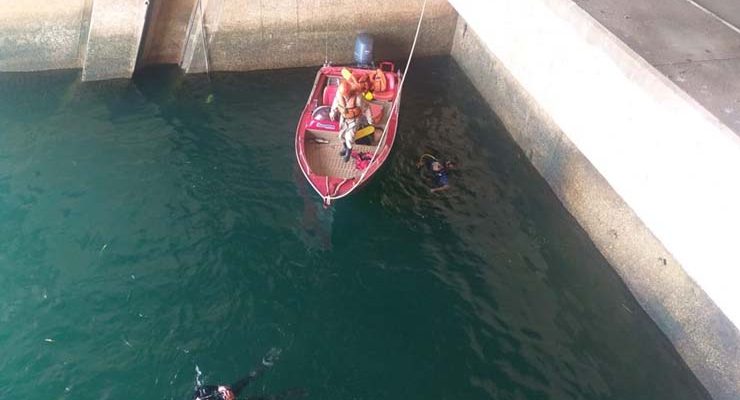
left=369, top=103, right=384, bottom=122
left=323, top=84, right=338, bottom=106
left=384, top=72, right=397, bottom=90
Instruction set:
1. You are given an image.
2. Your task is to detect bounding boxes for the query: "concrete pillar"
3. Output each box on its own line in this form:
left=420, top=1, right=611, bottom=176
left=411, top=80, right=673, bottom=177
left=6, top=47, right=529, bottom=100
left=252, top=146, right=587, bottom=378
left=81, top=0, right=150, bottom=81
left=138, top=0, right=198, bottom=66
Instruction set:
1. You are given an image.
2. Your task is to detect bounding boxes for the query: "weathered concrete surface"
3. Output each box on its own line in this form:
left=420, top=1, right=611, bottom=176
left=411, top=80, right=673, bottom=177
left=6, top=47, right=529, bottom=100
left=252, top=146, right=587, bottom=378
left=0, top=1, right=88, bottom=71
left=448, top=1, right=740, bottom=399
left=139, top=0, right=198, bottom=66
left=181, top=0, right=458, bottom=73
left=572, top=0, right=740, bottom=134
left=1, top=0, right=455, bottom=77
left=691, top=0, right=740, bottom=29
left=81, top=0, right=149, bottom=81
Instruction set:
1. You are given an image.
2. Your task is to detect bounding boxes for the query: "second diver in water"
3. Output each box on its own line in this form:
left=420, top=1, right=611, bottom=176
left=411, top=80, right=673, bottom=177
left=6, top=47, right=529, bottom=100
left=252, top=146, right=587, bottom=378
left=192, top=348, right=306, bottom=400
left=417, top=154, right=456, bottom=193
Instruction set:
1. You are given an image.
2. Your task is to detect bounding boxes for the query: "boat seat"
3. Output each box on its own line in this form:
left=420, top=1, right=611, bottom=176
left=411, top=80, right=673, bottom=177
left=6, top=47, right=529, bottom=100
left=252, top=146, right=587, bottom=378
left=323, top=83, right=338, bottom=106
left=369, top=103, right=384, bottom=122
left=372, top=72, right=397, bottom=101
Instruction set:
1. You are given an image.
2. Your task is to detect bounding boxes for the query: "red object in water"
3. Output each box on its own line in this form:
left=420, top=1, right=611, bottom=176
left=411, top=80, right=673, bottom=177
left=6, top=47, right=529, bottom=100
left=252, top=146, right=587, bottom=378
left=295, top=63, right=402, bottom=206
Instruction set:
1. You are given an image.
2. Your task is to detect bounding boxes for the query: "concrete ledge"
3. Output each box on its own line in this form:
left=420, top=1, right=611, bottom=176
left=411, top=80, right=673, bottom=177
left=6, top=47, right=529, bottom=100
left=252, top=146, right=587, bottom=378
left=448, top=0, right=740, bottom=398
left=0, top=1, right=88, bottom=71
left=181, top=0, right=458, bottom=73
left=81, top=0, right=149, bottom=81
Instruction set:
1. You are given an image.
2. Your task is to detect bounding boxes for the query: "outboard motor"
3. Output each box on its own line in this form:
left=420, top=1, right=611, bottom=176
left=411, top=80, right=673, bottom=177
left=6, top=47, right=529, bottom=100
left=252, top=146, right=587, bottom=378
left=353, top=33, right=374, bottom=67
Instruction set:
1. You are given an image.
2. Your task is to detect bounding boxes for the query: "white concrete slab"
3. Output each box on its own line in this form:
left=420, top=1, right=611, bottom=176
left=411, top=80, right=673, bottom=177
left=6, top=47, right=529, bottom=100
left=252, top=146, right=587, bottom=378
left=449, top=0, right=740, bottom=398
left=573, top=0, right=740, bottom=136
left=658, top=58, right=740, bottom=132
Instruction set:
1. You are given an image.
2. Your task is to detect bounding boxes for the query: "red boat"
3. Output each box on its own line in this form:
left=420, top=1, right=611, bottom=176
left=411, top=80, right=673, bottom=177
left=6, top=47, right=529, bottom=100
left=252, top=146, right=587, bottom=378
left=295, top=62, right=402, bottom=206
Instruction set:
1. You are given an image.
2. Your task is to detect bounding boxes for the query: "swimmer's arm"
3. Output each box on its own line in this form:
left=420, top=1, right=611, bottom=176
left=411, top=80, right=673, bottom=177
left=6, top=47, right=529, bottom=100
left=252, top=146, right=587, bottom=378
left=430, top=184, right=449, bottom=193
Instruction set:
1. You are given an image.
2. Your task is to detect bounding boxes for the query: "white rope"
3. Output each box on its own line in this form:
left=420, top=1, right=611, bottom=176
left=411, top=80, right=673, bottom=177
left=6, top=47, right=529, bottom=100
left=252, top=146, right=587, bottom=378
left=344, top=0, right=428, bottom=196
left=324, top=0, right=329, bottom=65
left=318, top=0, right=329, bottom=66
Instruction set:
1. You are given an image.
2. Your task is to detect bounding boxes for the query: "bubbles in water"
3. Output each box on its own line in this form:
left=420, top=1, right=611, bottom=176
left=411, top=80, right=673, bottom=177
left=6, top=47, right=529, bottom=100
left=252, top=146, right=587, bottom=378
left=262, top=347, right=282, bottom=367
left=195, top=365, right=204, bottom=388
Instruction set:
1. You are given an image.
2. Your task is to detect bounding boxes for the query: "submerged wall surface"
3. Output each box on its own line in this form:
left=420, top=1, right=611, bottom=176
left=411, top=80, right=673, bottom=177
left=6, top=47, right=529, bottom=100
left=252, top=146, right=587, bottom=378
left=447, top=0, right=740, bottom=399
left=0, top=0, right=457, bottom=80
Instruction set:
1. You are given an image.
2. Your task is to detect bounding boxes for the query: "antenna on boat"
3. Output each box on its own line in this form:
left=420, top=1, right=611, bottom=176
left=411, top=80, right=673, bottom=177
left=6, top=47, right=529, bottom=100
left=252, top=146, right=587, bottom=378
left=320, top=0, right=330, bottom=66
left=197, top=0, right=214, bottom=103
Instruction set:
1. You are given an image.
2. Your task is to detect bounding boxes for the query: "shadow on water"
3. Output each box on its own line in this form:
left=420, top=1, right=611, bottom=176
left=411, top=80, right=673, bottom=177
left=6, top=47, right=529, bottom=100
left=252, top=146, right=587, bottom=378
left=0, top=58, right=711, bottom=400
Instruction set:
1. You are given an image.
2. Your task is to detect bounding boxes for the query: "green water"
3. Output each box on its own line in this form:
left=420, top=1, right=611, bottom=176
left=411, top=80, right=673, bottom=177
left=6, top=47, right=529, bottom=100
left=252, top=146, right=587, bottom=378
left=0, top=57, right=709, bottom=400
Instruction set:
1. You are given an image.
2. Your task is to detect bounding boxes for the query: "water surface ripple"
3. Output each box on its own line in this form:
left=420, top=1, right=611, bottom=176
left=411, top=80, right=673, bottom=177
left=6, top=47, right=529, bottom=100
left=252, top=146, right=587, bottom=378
left=0, top=58, right=709, bottom=400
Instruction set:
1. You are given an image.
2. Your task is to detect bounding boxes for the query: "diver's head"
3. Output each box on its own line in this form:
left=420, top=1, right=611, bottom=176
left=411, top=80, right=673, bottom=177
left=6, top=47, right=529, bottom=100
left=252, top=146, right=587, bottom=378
left=218, top=386, right=235, bottom=400
left=431, top=161, right=443, bottom=172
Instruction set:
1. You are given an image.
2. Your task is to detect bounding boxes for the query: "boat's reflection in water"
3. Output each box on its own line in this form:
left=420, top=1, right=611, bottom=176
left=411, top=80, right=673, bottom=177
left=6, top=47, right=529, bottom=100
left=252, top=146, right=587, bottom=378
left=294, top=166, right=333, bottom=252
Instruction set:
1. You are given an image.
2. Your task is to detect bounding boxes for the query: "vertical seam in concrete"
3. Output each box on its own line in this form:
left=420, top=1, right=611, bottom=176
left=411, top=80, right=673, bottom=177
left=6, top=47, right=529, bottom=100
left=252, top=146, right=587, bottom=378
left=128, top=2, right=151, bottom=75
left=259, top=0, right=265, bottom=41
left=295, top=0, right=300, bottom=48
left=181, top=0, right=198, bottom=66
left=81, top=0, right=98, bottom=79
left=77, top=0, right=95, bottom=69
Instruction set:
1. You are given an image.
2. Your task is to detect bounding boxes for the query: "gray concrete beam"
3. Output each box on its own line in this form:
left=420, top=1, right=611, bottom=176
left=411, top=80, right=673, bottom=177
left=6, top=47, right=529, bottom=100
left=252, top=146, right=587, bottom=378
left=81, top=0, right=150, bottom=81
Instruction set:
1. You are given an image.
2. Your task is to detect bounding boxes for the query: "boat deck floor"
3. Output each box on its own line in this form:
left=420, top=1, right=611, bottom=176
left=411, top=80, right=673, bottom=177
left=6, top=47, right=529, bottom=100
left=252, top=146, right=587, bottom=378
left=305, top=130, right=377, bottom=179
left=303, top=98, right=393, bottom=179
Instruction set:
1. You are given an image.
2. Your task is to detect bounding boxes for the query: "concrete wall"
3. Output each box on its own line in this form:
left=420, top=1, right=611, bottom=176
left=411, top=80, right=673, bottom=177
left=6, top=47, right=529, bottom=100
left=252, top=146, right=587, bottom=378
left=179, top=0, right=458, bottom=73
left=0, top=0, right=456, bottom=78
left=82, top=0, right=149, bottom=81
left=138, top=0, right=198, bottom=66
left=447, top=1, right=740, bottom=399
left=0, top=0, right=90, bottom=71
left=0, top=0, right=146, bottom=81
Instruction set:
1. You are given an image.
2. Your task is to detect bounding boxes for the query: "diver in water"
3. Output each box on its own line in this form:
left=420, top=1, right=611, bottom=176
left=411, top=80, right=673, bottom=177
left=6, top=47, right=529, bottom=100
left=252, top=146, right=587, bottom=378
left=192, top=348, right=306, bottom=400
left=417, top=154, right=456, bottom=193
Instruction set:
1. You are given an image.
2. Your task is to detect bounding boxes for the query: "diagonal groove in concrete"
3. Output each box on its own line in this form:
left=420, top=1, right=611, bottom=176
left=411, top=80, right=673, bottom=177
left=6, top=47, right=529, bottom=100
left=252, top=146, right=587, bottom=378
left=655, top=55, right=740, bottom=67
left=684, top=0, right=740, bottom=35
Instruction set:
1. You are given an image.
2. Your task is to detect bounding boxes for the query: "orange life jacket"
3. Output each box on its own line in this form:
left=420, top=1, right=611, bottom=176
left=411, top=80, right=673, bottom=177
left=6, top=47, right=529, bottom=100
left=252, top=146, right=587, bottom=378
left=338, top=94, right=363, bottom=119
left=368, top=69, right=387, bottom=93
